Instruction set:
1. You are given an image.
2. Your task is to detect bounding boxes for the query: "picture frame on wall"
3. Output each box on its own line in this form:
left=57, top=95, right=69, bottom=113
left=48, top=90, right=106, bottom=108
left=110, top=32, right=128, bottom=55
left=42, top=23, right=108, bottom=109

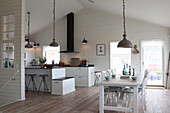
left=96, top=44, right=106, bottom=56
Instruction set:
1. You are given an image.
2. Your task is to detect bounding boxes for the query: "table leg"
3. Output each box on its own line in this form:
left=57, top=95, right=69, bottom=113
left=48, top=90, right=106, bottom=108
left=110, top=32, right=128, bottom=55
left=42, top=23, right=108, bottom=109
left=133, top=86, right=138, bottom=113
left=99, top=85, right=104, bottom=113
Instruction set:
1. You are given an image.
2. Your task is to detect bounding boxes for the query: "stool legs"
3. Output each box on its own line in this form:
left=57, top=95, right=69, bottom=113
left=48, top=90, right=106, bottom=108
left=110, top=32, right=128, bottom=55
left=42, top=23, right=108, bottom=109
left=38, top=76, right=49, bottom=93
left=27, top=76, right=37, bottom=91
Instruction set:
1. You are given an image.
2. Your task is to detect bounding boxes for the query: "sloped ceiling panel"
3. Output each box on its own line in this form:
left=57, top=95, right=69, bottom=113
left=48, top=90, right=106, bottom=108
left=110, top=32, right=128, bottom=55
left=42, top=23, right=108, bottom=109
left=77, top=0, right=170, bottom=28
left=26, top=0, right=83, bottom=35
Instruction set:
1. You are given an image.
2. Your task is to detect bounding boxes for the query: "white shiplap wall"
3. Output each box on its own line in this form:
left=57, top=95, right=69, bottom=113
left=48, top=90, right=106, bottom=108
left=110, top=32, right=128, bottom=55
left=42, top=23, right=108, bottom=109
left=0, top=0, right=25, bottom=106
left=31, top=8, right=170, bottom=87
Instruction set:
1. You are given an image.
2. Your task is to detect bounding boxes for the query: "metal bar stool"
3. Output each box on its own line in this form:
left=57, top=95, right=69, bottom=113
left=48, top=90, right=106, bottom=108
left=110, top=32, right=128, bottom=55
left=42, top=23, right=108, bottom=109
left=25, top=74, right=28, bottom=91
left=38, top=74, right=49, bottom=93
left=27, top=74, right=37, bottom=91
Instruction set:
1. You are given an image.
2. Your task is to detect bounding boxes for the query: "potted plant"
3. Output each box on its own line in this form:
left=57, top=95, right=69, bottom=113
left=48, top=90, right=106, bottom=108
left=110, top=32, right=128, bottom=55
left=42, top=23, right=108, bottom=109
left=39, top=57, right=46, bottom=68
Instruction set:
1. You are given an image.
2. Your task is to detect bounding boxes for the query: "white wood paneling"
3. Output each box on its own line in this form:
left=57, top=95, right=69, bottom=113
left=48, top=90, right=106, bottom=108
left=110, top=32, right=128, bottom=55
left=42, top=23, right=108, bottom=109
left=31, top=8, right=169, bottom=87
left=0, top=0, right=25, bottom=106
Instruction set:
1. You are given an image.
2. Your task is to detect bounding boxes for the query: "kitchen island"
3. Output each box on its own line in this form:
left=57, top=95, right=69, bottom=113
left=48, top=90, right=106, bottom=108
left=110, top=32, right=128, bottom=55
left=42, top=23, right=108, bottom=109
left=25, top=65, right=95, bottom=93
left=25, top=67, right=66, bottom=93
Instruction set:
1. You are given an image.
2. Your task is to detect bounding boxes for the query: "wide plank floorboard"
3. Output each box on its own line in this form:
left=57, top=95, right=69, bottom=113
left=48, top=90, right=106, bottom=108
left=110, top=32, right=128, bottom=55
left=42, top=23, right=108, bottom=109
left=0, top=86, right=170, bottom=113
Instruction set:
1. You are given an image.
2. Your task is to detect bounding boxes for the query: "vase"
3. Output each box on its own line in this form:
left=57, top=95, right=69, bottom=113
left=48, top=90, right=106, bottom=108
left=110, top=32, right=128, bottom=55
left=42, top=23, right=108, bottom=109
left=40, top=63, right=45, bottom=68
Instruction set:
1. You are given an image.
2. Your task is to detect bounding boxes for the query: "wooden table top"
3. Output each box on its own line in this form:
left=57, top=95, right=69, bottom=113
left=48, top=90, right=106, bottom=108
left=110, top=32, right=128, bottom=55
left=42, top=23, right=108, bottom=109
left=97, top=74, right=144, bottom=86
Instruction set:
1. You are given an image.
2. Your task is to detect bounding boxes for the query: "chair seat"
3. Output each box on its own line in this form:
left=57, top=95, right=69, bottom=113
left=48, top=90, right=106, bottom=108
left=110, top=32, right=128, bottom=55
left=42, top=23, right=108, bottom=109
left=104, top=86, right=121, bottom=93
left=122, top=87, right=142, bottom=93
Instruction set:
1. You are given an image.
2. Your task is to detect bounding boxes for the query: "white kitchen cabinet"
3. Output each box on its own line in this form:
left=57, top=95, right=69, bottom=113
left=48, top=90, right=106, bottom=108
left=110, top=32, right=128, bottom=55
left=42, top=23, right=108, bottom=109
left=52, top=77, right=75, bottom=95
left=66, top=67, right=94, bottom=87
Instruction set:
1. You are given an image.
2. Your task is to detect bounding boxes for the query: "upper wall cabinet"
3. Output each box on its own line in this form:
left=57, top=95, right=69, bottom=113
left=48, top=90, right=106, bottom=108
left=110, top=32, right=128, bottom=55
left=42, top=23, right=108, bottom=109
left=2, top=14, right=15, bottom=68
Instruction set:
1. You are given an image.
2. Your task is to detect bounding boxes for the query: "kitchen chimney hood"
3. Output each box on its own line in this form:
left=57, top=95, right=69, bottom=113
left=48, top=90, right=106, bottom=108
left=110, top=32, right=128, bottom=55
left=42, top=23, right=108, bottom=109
left=60, top=12, right=78, bottom=53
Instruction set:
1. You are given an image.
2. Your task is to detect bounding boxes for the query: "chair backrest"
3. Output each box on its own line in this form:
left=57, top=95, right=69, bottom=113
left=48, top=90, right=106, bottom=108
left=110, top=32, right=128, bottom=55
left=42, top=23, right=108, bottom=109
left=101, top=71, right=107, bottom=80
left=142, top=69, right=149, bottom=88
left=106, top=69, right=112, bottom=76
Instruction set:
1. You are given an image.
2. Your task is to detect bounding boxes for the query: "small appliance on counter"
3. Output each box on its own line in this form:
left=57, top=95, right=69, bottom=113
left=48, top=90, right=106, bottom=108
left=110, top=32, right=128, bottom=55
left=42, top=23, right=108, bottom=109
left=70, top=58, right=81, bottom=67
left=30, top=59, right=39, bottom=66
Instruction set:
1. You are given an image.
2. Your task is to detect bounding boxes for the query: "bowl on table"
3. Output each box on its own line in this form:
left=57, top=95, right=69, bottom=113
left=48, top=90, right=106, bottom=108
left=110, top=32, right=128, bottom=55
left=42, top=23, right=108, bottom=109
left=105, top=76, right=110, bottom=80
left=131, top=76, right=137, bottom=80
left=111, top=74, right=116, bottom=78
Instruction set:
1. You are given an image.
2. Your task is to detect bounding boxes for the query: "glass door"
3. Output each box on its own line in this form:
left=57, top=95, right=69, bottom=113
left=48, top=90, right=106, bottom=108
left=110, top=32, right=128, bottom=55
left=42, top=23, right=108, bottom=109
left=141, top=41, right=164, bottom=86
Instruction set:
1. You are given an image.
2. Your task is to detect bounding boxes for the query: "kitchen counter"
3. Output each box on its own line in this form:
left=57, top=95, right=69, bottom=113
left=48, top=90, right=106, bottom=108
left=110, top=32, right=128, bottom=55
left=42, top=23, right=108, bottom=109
left=25, top=66, right=64, bottom=69
left=25, top=64, right=94, bottom=69
left=62, top=64, right=94, bottom=67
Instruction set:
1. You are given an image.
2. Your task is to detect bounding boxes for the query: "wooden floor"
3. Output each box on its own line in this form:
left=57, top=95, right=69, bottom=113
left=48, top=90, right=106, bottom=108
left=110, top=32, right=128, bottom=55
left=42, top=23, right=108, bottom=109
left=0, top=86, right=170, bottom=113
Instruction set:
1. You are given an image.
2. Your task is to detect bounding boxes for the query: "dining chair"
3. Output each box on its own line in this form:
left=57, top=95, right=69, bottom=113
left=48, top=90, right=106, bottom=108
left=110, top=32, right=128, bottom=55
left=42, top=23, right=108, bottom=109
left=94, top=71, right=102, bottom=85
left=122, top=70, right=149, bottom=112
left=104, top=69, right=122, bottom=105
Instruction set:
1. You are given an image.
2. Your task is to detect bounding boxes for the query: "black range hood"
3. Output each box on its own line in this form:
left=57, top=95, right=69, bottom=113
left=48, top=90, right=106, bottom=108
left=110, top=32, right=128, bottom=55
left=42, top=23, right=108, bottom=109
left=60, top=12, right=78, bottom=53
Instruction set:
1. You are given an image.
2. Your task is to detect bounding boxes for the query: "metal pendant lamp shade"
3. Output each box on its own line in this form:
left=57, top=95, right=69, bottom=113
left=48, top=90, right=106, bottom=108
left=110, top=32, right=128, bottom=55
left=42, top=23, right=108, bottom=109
left=25, top=12, right=33, bottom=48
left=49, top=0, right=58, bottom=47
left=82, top=38, right=87, bottom=44
left=117, top=0, right=132, bottom=48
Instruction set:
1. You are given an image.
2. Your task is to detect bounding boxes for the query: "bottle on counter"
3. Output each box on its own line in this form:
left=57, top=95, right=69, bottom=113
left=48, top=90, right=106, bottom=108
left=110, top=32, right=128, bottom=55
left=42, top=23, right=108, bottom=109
left=86, top=59, right=88, bottom=66
left=129, top=65, right=131, bottom=75
left=123, top=65, right=126, bottom=75
left=52, top=60, right=55, bottom=65
left=59, top=58, right=64, bottom=66
left=125, top=63, right=129, bottom=75
left=132, top=68, right=135, bottom=76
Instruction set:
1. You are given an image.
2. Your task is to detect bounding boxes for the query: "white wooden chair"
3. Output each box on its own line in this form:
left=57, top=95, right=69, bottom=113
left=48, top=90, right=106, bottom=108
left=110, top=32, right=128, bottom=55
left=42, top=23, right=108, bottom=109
left=122, top=70, right=149, bottom=112
left=104, top=69, right=122, bottom=105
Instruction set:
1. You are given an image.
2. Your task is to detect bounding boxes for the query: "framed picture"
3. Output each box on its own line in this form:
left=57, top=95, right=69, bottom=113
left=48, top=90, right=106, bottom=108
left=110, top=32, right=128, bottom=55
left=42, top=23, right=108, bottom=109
left=96, top=44, right=106, bottom=56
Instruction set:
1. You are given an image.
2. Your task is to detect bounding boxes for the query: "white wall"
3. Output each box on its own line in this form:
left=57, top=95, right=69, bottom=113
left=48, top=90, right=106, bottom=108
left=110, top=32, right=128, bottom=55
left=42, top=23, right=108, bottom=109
left=31, top=8, right=170, bottom=87
left=0, top=0, right=25, bottom=106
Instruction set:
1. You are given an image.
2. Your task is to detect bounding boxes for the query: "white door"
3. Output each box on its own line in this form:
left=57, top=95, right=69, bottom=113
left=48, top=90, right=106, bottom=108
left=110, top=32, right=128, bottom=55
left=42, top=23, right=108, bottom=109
left=141, top=41, right=164, bottom=86
left=0, top=0, right=25, bottom=106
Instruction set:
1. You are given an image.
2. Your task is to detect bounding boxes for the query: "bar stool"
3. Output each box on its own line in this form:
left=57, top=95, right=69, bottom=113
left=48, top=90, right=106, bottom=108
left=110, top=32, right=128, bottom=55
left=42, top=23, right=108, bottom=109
left=25, top=74, right=28, bottom=91
left=27, top=74, right=37, bottom=91
left=38, top=74, right=49, bottom=93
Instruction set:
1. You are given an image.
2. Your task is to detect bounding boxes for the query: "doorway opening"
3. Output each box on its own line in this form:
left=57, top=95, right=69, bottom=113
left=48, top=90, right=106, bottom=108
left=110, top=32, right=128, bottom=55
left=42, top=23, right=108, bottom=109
left=141, top=40, right=164, bottom=86
left=110, top=42, right=131, bottom=74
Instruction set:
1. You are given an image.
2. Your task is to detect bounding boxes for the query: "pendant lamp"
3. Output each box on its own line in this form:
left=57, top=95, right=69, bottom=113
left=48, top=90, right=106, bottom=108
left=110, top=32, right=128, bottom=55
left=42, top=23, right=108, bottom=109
left=25, top=12, right=33, bottom=48
left=82, top=38, right=87, bottom=44
left=117, top=0, right=132, bottom=48
left=49, top=0, right=58, bottom=47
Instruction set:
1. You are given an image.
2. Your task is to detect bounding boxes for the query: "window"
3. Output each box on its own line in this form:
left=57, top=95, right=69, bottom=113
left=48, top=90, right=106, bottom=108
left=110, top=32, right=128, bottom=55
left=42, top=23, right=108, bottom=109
left=2, top=14, right=15, bottom=68
left=110, top=42, right=131, bottom=74
left=43, top=46, right=60, bottom=64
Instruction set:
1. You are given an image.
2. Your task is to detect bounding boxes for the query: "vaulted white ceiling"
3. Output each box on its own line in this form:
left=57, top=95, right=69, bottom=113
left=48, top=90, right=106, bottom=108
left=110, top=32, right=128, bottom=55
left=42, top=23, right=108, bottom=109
left=26, top=0, right=170, bottom=34
left=26, top=0, right=83, bottom=34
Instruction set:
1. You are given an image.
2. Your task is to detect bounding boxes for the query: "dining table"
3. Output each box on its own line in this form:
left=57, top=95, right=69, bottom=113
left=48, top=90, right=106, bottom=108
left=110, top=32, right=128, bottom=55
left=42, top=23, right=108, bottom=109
left=97, top=73, right=144, bottom=113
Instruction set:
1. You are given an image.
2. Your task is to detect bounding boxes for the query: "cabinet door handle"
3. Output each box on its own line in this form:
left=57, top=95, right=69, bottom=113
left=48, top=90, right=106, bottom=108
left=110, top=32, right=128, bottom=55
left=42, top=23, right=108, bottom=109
left=55, top=82, right=59, bottom=83
left=79, top=76, right=81, bottom=78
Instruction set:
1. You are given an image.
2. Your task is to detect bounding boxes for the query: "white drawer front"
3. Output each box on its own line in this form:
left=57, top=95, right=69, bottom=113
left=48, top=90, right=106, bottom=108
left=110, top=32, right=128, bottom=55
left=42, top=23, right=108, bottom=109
left=52, top=80, right=62, bottom=92
left=76, top=75, right=88, bottom=86
left=66, top=67, right=88, bottom=77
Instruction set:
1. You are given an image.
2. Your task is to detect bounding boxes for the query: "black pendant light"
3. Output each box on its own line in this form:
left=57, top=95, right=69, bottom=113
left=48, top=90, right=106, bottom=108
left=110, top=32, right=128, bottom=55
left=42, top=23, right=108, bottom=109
left=49, top=0, right=58, bottom=47
left=82, top=38, right=87, bottom=44
left=25, top=12, right=33, bottom=48
left=117, top=0, right=132, bottom=48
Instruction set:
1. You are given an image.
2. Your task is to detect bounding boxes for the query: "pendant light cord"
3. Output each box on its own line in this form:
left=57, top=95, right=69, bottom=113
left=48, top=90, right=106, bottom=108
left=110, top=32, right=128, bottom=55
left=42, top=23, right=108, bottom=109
left=28, top=12, right=30, bottom=43
left=53, top=0, right=55, bottom=42
left=123, top=0, right=126, bottom=37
